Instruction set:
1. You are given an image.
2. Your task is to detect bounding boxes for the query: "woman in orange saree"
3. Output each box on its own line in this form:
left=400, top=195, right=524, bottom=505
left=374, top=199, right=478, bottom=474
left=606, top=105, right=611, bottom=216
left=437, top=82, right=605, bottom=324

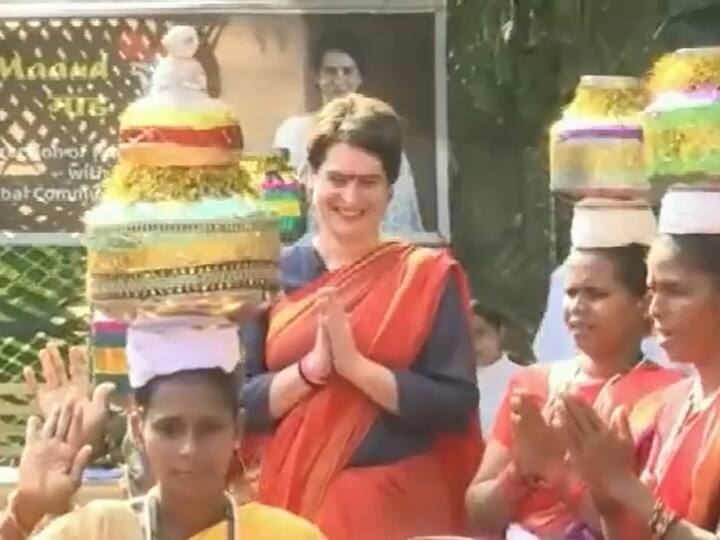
left=241, top=94, right=482, bottom=540
left=466, top=238, right=683, bottom=540
left=558, top=221, right=720, bottom=540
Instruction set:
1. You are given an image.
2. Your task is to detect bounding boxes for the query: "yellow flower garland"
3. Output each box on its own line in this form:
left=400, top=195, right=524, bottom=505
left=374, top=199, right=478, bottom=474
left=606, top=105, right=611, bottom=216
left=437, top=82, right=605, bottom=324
left=103, top=163, right=257, bottom=202
left=648, top=48, right=720, bottom=94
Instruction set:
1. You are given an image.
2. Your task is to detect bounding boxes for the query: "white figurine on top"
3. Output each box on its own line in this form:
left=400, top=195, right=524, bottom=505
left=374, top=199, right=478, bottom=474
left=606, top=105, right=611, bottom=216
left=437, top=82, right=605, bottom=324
left=151, top=25, right=207, bottom=94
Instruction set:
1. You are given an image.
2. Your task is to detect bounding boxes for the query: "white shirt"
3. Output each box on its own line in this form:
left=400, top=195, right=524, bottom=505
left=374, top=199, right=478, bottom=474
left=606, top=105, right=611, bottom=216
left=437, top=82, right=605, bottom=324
left=476, top=353, right=522, bottom=435
left=273, top=113, right=426, bottom=235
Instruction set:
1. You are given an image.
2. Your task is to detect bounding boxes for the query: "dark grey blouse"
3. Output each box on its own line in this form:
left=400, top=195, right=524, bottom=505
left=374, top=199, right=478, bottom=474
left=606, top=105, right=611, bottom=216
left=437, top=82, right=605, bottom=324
left=241, top=243, right=478, bottom=467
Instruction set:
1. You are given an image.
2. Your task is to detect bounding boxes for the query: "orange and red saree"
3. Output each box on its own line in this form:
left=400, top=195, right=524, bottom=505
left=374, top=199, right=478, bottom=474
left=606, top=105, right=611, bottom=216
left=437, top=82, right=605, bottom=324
left=642, top=377, right=720, bottom=531
left=255, top=241, right=483, bottom=539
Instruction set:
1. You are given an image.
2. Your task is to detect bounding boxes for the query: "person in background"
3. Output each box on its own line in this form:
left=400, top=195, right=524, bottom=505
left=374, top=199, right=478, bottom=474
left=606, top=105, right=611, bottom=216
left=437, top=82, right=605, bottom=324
left=532, top=263, right=576, bottom=363
left=471, top=301, right=523, bottom=436
left=273, top=33, right=426, bottom=236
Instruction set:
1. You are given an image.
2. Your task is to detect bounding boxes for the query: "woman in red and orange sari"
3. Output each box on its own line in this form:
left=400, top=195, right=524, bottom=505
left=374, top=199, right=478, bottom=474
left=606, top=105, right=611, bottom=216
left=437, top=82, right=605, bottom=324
left=465, top=240, right=683, bottom=540
left=558, top=224, right=720, bottom=540
left=240, top=93, right=483, bottom=540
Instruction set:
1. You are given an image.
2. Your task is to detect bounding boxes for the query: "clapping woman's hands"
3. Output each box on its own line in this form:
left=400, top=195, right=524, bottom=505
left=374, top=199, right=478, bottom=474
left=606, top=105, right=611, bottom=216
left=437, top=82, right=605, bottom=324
left=510, top=391, right=567, bottom=485
left=559, top=395, right=637, bottom=513
left=301, top=308, right=334, bottom=384
left=317, top=287, right=362, bottom=380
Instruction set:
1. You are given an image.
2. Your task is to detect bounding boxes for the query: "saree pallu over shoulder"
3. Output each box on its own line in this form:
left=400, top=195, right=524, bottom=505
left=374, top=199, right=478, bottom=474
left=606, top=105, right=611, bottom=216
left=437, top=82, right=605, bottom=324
left=688, top=401, right=720, bottom=529
left=257, top=241, right=481, bottom=524
left=645, top=377, right=720, bottom=530
left=265, top=241, right=462, bottom=369
left=594, top=362, right=684, bottom=438
left=544, top=359, right=682, bottom=437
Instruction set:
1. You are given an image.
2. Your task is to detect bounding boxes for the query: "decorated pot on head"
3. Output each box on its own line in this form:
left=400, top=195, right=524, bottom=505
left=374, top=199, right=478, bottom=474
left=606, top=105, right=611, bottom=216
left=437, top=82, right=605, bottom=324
left=570, top=197, right=658, bottom=249
left=550, top=75, right=649, bottom=199
left=644, top=47, right=720, bottom=188
left=84, top=25, right=280, bottom=322
left=658, top=185, right=720, bottom=236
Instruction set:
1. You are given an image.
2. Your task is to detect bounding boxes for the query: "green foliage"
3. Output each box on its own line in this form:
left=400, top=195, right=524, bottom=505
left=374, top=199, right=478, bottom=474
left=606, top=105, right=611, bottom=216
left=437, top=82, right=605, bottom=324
left=0, top=247, right=87, bottom=381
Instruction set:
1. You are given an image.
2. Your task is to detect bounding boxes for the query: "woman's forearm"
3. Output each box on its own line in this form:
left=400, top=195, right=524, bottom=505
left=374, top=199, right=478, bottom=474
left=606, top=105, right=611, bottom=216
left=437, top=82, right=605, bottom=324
left=0, top=515, right=27, bottom=540
left=599, top=509, right=650, bottom=540
left=602, top=516, right=718, bottom=540
left=599, top=476, right=718, bottom=540
left=663, top=521, right=719, bottom=540
left=340, top=354, right=400, bottom=414
left=270, top=350, right=403, bottom=420
left=465, top=465, right=529, bottom=536
left=0, top=519, right=26, bottom=540
left=0, top=491, right=44, bottom=540
left=268, top=361, right=314, bottom=419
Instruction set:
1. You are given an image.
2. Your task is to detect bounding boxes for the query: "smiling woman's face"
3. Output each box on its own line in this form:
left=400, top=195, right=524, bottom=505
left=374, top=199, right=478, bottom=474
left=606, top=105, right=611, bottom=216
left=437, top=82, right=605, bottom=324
left=311, top=142, right=390, bottom=244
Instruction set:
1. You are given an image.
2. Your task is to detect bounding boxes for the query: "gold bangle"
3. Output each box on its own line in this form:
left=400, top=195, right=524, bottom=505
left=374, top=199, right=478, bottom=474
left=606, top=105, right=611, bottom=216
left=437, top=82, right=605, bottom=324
left=648, top=498, right=678, bottom=540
